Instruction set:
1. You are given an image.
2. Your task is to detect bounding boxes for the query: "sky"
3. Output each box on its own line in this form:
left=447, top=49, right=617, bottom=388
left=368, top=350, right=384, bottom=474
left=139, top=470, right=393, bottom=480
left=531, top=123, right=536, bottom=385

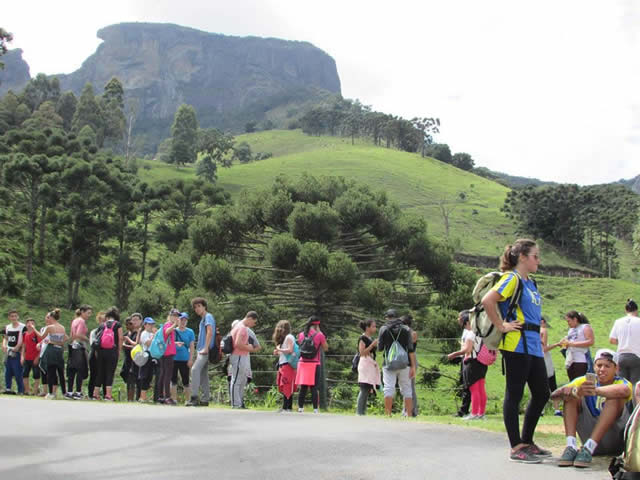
left=4, top=0, right=640, bottom=184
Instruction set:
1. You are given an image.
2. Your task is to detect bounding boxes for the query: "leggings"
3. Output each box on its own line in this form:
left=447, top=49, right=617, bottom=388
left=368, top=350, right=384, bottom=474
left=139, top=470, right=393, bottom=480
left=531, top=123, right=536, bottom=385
left=356, top=383, right=373, bottom=415
left=469, top=378, right=487, bottom=416
left=95, top=348, right=118, bottom=388
left=158, top=356, right=174, bottom=399
left=282, top=395, right=294, bottom=410
left=47, top=364, right=66, bottom=395
left=298, top=366, right=321, bottom=410
left=502, top=351, right=550, bottom=448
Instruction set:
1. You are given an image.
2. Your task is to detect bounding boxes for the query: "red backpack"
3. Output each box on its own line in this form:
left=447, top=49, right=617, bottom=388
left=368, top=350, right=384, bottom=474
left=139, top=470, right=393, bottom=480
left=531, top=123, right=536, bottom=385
left=100, top=321, right=116, bottom=349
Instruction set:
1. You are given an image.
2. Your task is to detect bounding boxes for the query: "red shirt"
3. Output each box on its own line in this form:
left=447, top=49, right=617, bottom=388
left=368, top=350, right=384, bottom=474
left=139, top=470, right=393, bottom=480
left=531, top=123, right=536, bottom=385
left=23, top=330, right=40, bottom=361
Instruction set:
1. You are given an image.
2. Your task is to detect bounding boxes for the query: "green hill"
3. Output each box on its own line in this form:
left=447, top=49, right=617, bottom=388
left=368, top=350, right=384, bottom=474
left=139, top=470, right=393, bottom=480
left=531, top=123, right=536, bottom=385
left=139, top=129, right=597, bottom=272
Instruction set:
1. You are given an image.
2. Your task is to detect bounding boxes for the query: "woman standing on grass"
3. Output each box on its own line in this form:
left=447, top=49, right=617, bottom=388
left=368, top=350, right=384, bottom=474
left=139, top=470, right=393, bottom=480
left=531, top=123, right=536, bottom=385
left=447, top=312, right=487, bottom=420
left=610, top=299, right=640, bottom=391
left=561, top=311, right=594, bottom=380
left=39, top=309, right=68, bottom=399
left=273, top=320, right=297, bottom=412
left=92, top=306, right=123, bottom=401
left=482, top=239, right=550, bottom=464
left=356, top=319, right=380, bottom=416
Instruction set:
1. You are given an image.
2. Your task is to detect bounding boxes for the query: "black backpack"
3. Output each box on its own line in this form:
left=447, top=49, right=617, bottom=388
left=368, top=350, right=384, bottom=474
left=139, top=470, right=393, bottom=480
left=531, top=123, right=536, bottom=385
left=299, top=332, right=318, bottom=359
left=208, top=326, right=223, bottom=363
left=221, top=331, right=234, bottom=355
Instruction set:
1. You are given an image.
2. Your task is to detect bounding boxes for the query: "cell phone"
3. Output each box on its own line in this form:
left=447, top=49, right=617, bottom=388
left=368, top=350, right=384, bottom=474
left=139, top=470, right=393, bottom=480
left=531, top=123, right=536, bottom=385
left=586, top=372, right=597, bottom=383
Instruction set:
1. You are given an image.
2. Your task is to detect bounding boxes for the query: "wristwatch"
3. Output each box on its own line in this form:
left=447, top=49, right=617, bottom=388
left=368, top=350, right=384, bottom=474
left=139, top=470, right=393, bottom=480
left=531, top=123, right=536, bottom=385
left=571, top=386, right=580, bottom=399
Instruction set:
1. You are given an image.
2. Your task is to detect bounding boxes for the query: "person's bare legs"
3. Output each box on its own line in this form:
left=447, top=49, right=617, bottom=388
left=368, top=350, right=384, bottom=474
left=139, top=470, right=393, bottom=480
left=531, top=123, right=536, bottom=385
left=385, top=396, right=393, bottom=415
left=563, top=396, right=581, bottom=437
left=590, top=398, right=626, bottom=443
left=404, top=397, right=413, bottom=417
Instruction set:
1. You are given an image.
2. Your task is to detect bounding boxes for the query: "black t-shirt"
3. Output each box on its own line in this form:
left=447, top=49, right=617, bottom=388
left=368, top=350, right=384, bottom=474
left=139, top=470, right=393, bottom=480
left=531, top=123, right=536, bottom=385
left=359, top=335, right=376, bottom=360
left=377, top=320, right=415, bottom=354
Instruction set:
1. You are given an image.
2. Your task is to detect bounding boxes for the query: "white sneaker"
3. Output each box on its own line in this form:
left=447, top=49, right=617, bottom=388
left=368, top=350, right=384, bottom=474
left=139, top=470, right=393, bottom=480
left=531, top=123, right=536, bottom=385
left=298, top=408, right=304, bottom=413
left=45, top=393, right=55, bottom=400
left=472, top=414, right=486, bottom=421
left=313, top=409, right=319, bottom=414
left=462, top=414, right=476, bottom=420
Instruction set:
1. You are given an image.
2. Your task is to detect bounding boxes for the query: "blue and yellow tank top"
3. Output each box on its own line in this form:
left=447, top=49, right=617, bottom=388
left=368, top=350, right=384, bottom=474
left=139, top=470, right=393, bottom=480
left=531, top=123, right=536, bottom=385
left=566, top=375, right=632, bottom=416
left=492, top=270, right=543, bottom=357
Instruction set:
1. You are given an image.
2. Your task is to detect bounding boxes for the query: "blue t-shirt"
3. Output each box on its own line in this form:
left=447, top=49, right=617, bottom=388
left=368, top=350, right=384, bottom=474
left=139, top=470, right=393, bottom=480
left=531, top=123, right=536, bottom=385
left=174, top=327, right=195, bottom=362
left=493, top=271, right=543, bottom=357
left=196, top=313, right=216, bottom=351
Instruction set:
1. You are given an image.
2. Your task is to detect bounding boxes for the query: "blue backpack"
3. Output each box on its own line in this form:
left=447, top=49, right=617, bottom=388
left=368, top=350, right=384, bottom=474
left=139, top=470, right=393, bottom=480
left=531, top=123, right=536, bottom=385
left=286, top=341, right=300, bottom=369
left=149, top=329, right=171, bottom=359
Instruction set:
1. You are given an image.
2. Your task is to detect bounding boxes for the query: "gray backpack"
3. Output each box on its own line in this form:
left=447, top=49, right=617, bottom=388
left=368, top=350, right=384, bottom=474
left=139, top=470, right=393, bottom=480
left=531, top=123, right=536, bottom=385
left=385, top=327, right=409, bottom=370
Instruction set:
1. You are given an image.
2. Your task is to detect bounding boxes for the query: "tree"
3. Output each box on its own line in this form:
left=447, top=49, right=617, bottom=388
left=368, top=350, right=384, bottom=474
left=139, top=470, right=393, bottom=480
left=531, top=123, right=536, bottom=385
left=411, top=117, right=440, bottom=156
left=424, top=143, right=452, bottom=164
left=21, top=74, right=60, bottom=112
left=232, top=141, right=252, bottom=164
left=101, top=77, right=126, bottom=148
left=169, top=104, right=198, bottom=166
left=21, top=101, right=63, bottom=131
left=245, top=121, right=257, bottom=133
left=188, top=175, right=454, bottom=334
left=196, top=127, right=234, bottom=171
left=451, top=152, right=474, bottom=171
left=136, top=182, right=169, bottom=281
left=161, top=247, right=194, bottom=302
left=71, top=83, right=105, bottom=147
left=55, top=92, right=77, bottom=131
left=0, top=28, right=13, bottom=71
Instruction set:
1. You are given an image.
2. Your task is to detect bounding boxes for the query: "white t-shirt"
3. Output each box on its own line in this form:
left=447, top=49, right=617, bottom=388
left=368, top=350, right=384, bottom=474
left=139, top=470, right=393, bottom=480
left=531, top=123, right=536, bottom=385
left=610, top=315, right=640, bottom=356
left=140, top=330, right=154, bottom=352
left=4, top=322, right=26, bottom=354
left=278, top=334, right=295, bottom=364
left=461, top=329, right=476, bottom=359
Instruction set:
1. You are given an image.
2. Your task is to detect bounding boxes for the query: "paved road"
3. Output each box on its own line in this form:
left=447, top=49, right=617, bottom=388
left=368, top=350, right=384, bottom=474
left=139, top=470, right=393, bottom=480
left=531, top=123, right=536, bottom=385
left=0, top=397, right=608, bottom=480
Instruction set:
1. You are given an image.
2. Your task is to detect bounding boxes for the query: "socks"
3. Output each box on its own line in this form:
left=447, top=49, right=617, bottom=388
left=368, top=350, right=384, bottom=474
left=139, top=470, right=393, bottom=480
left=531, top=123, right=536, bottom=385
left=584, top=438, right=598, bottom=454
left=566, top=436, right=577, bottom=449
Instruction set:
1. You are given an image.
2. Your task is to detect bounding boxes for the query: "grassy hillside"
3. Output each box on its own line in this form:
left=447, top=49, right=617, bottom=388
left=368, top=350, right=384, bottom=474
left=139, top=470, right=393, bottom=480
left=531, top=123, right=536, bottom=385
left=139, top=130, right=592, bottom=271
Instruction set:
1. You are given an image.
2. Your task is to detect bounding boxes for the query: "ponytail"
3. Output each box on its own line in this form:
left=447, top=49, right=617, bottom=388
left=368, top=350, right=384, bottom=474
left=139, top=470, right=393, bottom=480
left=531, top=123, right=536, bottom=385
left=626, top=299, right=638, bottom=313
left=499, top=238, right=537, bottom=272
left=359, top=318, right=375, bottom=331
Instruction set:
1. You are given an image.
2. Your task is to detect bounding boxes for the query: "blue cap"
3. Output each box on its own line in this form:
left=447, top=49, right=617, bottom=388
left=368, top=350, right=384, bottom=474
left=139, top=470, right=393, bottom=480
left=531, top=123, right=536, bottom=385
left=143, top=317, right=155, bottom=324
left=179, top=312, right=189, bottom=319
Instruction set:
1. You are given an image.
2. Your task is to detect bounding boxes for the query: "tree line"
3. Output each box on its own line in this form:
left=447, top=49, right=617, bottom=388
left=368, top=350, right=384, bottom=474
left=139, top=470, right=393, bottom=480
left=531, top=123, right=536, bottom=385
left=502, top=184, right=639, bottom=277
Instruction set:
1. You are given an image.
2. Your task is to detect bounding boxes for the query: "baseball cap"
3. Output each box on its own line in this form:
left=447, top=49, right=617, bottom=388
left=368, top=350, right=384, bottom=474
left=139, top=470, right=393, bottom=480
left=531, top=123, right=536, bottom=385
left=179, top=312, right=189, bottom=319
left=384, top=308, right=398, bottom=318
left=594, top=348, right=618, bottom=365
left=169, top=308, right=180, bottom=316
left=143, top=317, right=155, bottom=324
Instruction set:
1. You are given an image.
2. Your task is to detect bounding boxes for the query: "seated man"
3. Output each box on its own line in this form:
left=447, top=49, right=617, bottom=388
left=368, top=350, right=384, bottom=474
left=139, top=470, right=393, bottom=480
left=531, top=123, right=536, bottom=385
left=551, top=349, right=632, bottom=468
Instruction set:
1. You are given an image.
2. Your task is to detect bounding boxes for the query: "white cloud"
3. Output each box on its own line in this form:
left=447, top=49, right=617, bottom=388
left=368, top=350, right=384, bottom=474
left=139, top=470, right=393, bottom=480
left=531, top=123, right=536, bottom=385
left=3, top=0, right=639, bottom=184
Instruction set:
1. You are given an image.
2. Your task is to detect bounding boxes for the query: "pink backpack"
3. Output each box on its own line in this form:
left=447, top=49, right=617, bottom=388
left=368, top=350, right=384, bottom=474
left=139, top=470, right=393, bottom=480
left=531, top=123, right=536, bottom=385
left=100, top=321, right=115, bottom=349
left=476, top=343, right=497, bottom=366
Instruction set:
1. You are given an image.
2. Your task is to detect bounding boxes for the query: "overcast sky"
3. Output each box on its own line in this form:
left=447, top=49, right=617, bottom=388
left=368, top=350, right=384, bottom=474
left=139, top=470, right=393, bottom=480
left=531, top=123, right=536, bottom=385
left=4, top=0, right=640, bottom=184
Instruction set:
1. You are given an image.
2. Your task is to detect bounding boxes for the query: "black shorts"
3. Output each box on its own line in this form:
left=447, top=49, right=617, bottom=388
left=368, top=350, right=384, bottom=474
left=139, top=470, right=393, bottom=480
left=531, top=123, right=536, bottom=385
left=23, top=359, right=41, bottom=380
left=171, top=360, right=190, bottom=386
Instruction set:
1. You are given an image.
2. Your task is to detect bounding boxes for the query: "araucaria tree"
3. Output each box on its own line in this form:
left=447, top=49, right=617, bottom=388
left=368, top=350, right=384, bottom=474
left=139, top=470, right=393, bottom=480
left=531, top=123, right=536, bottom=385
left=189, top=174, right=454, bottom=334
left=170, top=104, right=198, bottom=166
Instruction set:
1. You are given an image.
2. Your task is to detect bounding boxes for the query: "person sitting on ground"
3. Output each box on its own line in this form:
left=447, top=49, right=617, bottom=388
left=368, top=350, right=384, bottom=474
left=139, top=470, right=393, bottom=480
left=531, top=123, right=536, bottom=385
left=377, top=309, right=416, bottom=417
left=551, top=349, right=633, bottom=468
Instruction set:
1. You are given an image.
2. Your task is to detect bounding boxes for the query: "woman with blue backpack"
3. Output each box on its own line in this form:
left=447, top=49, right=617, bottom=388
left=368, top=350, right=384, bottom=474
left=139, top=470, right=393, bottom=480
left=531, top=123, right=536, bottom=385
left=272, top=320, right=298, bottom=412
left=92, top=306, right=123, bottom=401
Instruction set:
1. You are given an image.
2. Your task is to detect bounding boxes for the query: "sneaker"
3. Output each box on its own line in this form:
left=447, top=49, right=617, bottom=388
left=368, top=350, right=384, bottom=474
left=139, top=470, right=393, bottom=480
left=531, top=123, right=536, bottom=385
left=471, top=414, right=486, bottom=421
left=104, top=396, right=114, bottom=402
left=3, top=389, right=15, bottom=395
left=73, top=392, right=83, bottom=400
left=298, top=408, right=304, bottom=413
left=527, top=443, right=552, bottom=457
left=554, top=410, right=563, bottom=417
left=462, top=414, right=476, bottom=420
left=558, top=446, right=578, bottom=467
left=509, top=448, right=542, bottom=464
left=164, top=398, right=176, bottom=406
left=63, top=392, right=74, bottom=400
left=313, top=409, right=319, bottom=414
left=573, top=447, right=592, bottom=468
left=199, top=401, right=209, bottom=407
left=185, top=397, right=199, bottom=407
left=45, top=393, right=55, bottom=400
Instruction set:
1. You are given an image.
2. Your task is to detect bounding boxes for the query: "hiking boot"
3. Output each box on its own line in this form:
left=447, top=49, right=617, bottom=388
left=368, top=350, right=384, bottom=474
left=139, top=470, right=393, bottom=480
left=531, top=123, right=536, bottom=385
left=199, top=400, right=209, bottom=407
left=558, top=446, right=578, bottom=467
left=527, top=443, right=552, bottom=457
left=509, top=448, right=541, bottom=464
left=573, top=447, right=592, bottom=468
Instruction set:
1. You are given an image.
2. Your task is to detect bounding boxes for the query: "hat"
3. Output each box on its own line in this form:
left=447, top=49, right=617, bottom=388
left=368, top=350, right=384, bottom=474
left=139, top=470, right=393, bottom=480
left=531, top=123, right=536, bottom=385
left=594, top=348, right=618, bottom=365
left=169, top=308, right=180, bottom=316
left=384, top=308, right=398, bottom=318
left=179, top=312, right=189, bottom=319
left=143, top=317, right=155, bottom=324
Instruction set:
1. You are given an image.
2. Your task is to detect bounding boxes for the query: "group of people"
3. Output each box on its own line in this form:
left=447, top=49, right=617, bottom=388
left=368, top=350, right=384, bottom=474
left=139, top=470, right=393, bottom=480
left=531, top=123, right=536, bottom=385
left=4, top=237, right=640, bottom=470
left=444, top=238, right=637, bottom=469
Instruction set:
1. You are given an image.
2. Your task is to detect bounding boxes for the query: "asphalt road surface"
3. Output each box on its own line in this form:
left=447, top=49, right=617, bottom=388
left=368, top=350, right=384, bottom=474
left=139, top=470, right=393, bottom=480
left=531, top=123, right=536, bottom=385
left=0, top=397, right=609, bottom=480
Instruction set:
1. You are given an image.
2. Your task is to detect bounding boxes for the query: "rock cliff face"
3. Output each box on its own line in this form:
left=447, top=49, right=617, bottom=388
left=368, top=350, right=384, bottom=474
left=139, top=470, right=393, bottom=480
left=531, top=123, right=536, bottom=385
left=55, top=23, right=341, bottom=148
left=0, top=49, right=31, bottom=96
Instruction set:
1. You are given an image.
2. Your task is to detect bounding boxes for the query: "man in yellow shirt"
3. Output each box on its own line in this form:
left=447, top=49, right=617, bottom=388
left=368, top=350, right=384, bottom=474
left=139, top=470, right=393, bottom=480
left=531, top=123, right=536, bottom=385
left=551, top=349, right=632, bottom=468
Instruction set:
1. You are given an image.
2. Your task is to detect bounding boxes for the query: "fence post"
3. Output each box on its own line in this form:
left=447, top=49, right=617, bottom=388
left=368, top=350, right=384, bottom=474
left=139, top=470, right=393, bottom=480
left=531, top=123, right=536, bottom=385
left=319, top=350, right=328, bottom=410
